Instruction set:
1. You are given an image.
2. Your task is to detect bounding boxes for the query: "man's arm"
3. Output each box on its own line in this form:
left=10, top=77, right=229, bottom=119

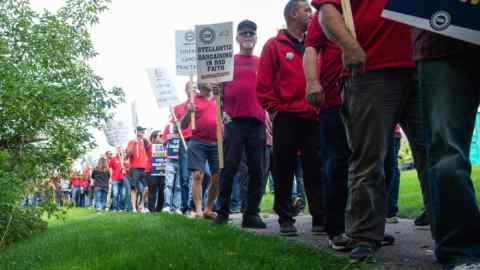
left=319, top=3, right=366, bottom=74
left=180, top=104, right=194, bottom=130
left=304, top=47, right=324, bottom=107
left=256, top=40, right=282, bottom=116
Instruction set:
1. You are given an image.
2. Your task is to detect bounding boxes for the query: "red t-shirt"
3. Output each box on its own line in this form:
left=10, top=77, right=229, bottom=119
left=312, top=0, right=415, bottom=74
left=192, top=95, right=217, bottom=144
left=223, top=54, right=265, bottom=124
left=174, top=101, right=192, bottom=140
left=145, top=144, right=152, bottom=173
left=108, top=156, right=124, bottom=181
left=305, top=11, right=343, bottom=111
left=126, top=139, right=147, bottom=169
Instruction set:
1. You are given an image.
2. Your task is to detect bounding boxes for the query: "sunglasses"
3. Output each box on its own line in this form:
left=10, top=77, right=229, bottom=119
left=238, top=31, right=256, bottom=37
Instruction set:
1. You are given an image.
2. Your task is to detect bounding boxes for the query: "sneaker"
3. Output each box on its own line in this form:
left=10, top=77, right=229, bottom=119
left=386, top=216, right=399, bottom=224
left=414, top=210, right=430, bottom=227
left=162, top=207, right=171, bottom=213
left=349, top=242, right=378, bottom=264
left=132, top=209, right=137, bottom=213
left=242, top=215, right=267, bottom=229
left=213, top=214, right=229, bottom=225
left=311, top=225, right=327, bottom=236
left=448, top=262, right=480, bottom=270
left=329, top=234, right=355, bottom=251
left=279, top=222, right=298, bottom=237
left=382, top=234, right=395, bottom=246
left=174, top=209, right=183, bottom=215
left=142, top=208, right=150, bottom=214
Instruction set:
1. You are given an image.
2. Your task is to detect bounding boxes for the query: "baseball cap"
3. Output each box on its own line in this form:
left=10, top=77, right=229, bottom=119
left=136, top=126, right=146, bottom=132
left=237, top=20, right=257, bottom=32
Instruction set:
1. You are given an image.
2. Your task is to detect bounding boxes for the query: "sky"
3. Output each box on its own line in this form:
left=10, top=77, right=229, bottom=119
left=30, top=0, right=290, bottom=159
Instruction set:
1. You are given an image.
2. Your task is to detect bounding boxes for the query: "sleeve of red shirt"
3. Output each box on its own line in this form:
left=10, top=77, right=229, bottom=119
left=305, top=11, right=328, bottom=51
left=256, top=38, right=284, bottom=113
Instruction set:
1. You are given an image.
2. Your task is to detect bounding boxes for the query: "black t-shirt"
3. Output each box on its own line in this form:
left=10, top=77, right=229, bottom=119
left=91, top=169, right=110, bottom=188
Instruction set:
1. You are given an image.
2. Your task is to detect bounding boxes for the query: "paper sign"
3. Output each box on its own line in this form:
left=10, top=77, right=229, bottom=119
left=151, top=144, right=166, bottom=176
left=131, top=100, right=139, bottom=129
left=195, top=22, right=234, bottom=83
left=147, top=67, right=180, bottom=108
left=382, top=0, right=480, bottom=45
left=104, top=120, right=129, bottom=147
left=176, top=30, right=197, bottom=76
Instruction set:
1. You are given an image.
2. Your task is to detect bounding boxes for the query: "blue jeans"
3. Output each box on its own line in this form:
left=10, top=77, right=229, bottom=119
left=164, top=160, right=181, bottom=210
left=95, top=187, right=108, bottom=211
left=418, top=52, right=480, bottom=266
left=179, top=142, right=192, bottom=212
left=112, top=181, right=126, bottom=211
left=386, top=135, right=401, bottom=218
left=231, top=175, right=241, bottom=211
left=121, top=177, right=131, bottom=211
left=72, top=187, right=85, bottom=207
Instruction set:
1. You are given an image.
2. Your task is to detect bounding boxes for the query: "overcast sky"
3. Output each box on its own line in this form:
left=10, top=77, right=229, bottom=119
left=30, top=0, right=290, bottom=158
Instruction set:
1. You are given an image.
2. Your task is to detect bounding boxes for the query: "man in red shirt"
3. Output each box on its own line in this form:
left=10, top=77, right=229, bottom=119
left=257, top=0, right=324, bottom=237
left=126, top=126, right=149, bottom=213
left=414, top=31, right=480, bottom=270
left=173, top=82, right=195, bottom=213
left=314, top=0, right=429, bottom=262
left=181, top=83, right=220, bottom=219
left=109, top=146, right=127, bottom=211
left=213, top=20, right=267, bottom=229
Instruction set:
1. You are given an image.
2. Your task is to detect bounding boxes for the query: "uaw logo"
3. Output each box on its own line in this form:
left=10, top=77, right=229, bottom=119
left=430, top=11, right=452, bottom=31
left=184, top=31, right=195, bottom=43
left=199, top=27, right=216, bottom=44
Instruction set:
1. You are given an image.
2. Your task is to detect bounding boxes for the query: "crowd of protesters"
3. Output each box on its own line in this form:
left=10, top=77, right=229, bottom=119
left=30, top=0, right=480, bottom=269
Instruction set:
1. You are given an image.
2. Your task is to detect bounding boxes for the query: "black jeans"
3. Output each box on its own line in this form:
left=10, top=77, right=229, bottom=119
left=272, top=112, right=324, bottom=225
left=218, top=118, right=266, bottom=216
left=319, top=106, right=350, bottom=238
left=147, top=174, right=165, bottom=212
left=341, top=68, right=429, bottom=243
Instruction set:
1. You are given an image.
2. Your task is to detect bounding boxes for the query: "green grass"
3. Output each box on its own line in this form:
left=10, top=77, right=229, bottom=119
left=0, top=209, right=362, bottom=270
left=261, top=167, right=480, bottom=219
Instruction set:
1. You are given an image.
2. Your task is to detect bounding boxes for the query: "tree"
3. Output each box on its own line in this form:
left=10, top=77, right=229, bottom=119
left=0, top=0, right=124, bottom=249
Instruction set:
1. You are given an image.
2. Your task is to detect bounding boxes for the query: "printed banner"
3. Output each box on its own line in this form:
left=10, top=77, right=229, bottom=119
left=382, top=0, right=480, bottom=45
left=151, top=144, right=166, bottom=176
left=195, top=22, right=234, bottom=83
left=176, top=30, right=197, bottom=76
left=147, top=67, right=180, bottom=108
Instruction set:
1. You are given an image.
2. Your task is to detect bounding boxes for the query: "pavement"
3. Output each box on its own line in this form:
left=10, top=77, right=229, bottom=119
left=230, top=213, right=441, bottom=270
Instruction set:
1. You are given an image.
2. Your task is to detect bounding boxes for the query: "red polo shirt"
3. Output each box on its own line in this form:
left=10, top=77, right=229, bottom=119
left=108, top=156, right=124, bottom=181
left=311, top=0, right=415, bottom=75
left=223, top=54, right=265, bottom=124
left=126, top=139, right=147, bottom=169
left=192, top=95, right=217, bottom=144
left=257, top=30, right=318, bottom=120
left=305, top=11, right=343, bottom=111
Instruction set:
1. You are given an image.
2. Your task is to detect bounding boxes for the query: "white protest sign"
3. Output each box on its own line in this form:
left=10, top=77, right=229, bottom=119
left=131, top=100, right=139, bottom=129
left=176, top=30, right=197, bottom=76
left=195, top=22, right=234, bottom=83
left=147, top=67, right=180, bottom=108
left=104, top=119, right=130, bottom=147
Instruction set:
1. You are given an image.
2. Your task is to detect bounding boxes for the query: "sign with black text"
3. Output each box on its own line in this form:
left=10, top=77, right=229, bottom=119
left=382, top=0, right=480, bottom=45
left=176, top=30, right=197, bottom=76
left=195, top=22, right=234, bottom=83
left=147, top=67, right=180, bottom=108
left=151, top=144, right=166, bottom=176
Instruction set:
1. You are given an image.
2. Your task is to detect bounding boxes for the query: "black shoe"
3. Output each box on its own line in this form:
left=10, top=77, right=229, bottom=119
left=279, top=222, right=298, bottom=236
left=329, top=234, right=355, bottom=251
left=414, top=210, right=430, bottom=227
left=213, top=214, right=229, bottom=225
left=241, top=215, right=266, bottom=229
left=382, top=234, right=395, bottom=246
left=349, top=242, right=378, bottom=264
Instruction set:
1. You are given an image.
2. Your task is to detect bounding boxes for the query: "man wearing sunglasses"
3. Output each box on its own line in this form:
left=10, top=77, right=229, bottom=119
left=214, top=20, right=267, bottom=229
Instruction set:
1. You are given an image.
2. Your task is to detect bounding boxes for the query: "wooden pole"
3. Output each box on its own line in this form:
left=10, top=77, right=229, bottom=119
left=169, top=106, right=188, bottom=150
left=215, top=94, right=224, bottom=169
left=189, top=75, right=196, bottom=130
left=341, top=0, right=357, bottom=39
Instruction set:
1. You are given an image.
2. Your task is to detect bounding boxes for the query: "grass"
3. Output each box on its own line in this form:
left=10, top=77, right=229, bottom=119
left=0, top=209, right=363, bottom=270
left=261, top=167, right=480, bottom=219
